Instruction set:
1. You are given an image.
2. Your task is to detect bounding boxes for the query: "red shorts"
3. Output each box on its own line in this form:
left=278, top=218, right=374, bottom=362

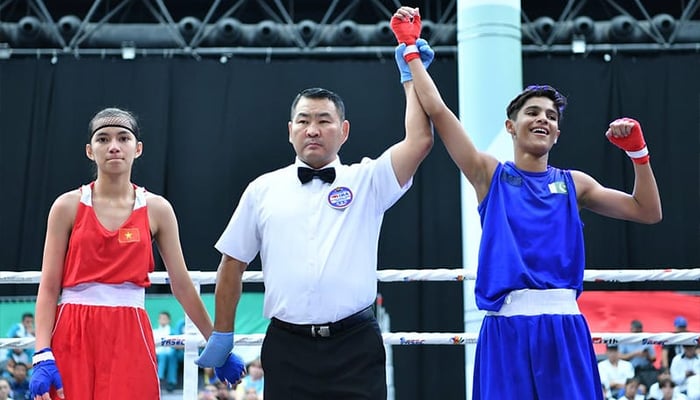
left=50, top=303, right=160, bottom=399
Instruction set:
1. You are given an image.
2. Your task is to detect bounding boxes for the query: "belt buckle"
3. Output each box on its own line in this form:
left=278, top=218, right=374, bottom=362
left=311, top=325, right=330, bottom=337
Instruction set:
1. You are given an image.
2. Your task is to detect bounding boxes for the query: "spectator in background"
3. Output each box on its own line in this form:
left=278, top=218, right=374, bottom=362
left=200, top=366, right=219, bottom=389
left=5, top=314, right=34, bottom=361
left=234, top=358, right=264, bottom=399
left=153, top=311, right=179, bottom=392
left=686, top=374, right=700, bottom=400
left=650, top=368, right=685, bottom=400
left=6, top=313, right=34, bottom=341
left=620, top=319, right=657, bottom=389
left=8, top=362, right=29, bottom=399
left=0, top=377, right=11, bottom=400
left=214, top=380, right=234, bottom=400
left=599, top=344, right=635, bottom=398
left=198, top=383, right=219, bottom=400
left=0, top=358, right=16, bottom=380
left=3, top=347, right=30, bottom=382
left=619, top=377, right=646, bottom=400
left=241, top=387, right=260, bottom=400
left=664, top=317, right=689, bottom=369
left=656, top=378, right=688, bottom=400
left=670, top=345, right=700, bottom=394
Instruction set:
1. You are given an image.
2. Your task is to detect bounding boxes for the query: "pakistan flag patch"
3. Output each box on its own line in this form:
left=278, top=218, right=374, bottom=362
left=548, top=181, right=568, bottom=194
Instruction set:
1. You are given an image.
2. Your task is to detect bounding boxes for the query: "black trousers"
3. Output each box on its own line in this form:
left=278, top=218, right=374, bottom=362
left=261, top=317, right=387, bottom=400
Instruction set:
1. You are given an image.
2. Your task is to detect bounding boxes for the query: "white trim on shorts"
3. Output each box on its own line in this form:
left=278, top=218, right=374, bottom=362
left=486, top=288, right=580, bottom=317
left=60, top=282, right=145, bottom=308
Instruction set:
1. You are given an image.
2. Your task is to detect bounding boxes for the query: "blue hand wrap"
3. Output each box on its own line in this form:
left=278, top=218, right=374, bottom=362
left=29, top=358, right=63, bottom=397
left=215, top=352, right=246, bottom=385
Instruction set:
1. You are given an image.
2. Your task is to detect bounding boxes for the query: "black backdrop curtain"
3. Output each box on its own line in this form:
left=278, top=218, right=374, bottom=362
left=1, top=53, right=698, bottom=400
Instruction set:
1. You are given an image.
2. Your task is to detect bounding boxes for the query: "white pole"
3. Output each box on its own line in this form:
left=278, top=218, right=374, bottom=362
left=376, top=293, right=395, bottom=400
left=456, top=1, right=522, bottom=399
left=181, top=280, right=201, bottom=399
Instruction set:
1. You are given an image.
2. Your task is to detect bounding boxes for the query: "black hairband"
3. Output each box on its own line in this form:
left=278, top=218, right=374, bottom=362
left=91, top=124, right=138, bottom=137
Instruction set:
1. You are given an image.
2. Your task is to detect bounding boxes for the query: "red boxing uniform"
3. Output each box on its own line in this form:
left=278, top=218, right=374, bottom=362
left=50, top=183, right=160, bottom=399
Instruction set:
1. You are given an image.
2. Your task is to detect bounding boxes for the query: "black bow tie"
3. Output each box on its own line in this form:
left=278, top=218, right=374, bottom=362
left=298, top=167, right=336, bottom=184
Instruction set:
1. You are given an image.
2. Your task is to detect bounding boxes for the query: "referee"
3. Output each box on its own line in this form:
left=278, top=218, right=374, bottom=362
left=195, top=85, right=432, bottom=399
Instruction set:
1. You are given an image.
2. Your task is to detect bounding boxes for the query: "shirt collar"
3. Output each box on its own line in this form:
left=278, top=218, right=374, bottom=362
left=294, top=156, right=341, bottom=169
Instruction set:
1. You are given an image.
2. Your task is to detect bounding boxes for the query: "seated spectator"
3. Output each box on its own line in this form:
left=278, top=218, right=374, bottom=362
left=8, top=362, right=29, bottom=399
left=5, top=313, right=34, bottom=363
left=153, top=311, right=179, bottom=392
left=241, top=387, right=260, bottom=400
left=664, top=317, right=689, bottom=369
left=199, top=366, right=219, bottom=391
left=650, top=368, right=685, bottom=400
left=199, top=383, right=219, bottom=400
left=214, top=380, right=234, bottom=400
left=656, top=378, right=688, bottom=400
left=599, top=344, right=636, bottom=398
left=670, top=345, right=700, bottom=394
left=2, top=349, right=32, bottom=382
left=618, top=377, right=646, bottom=399
left=686, top=374, right=700, bottom=400
left=0, top=377, right=11, bottom=400
left=6, top=313, right=34, bottom=339
left=0, top=357, right=15, bottom=380
left=235, top=358, right=264, bottom=399
left=620, top=320, right=657, bottom=388
left=4, top=348, right=29, bottom=372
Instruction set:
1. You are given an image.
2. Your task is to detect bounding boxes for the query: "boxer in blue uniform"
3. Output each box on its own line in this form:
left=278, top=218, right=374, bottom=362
left=391, top=7, right=663, bottom=398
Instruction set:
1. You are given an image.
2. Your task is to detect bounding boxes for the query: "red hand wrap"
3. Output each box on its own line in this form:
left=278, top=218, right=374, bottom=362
left=403, top=44, right=420, bottom=62
left=607, top=117, right=649, bottom=164
left=390, top=13, right=421, bottom=46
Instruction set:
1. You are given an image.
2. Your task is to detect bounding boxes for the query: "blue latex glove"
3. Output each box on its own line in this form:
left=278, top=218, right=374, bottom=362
left=30, top=359, right=64, bottom=398
left=195, top=331, right=234, bottom=368
left=395, top=38, right=435, bottom=83
left=395, top=43, right=412, bottom=83
left=416, top=38, right=434, bottom=69
left=214, top=352, right=246, bottom=385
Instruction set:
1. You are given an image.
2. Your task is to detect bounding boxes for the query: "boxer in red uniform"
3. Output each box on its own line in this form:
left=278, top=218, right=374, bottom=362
left=29, top=108, right=244, bottom=400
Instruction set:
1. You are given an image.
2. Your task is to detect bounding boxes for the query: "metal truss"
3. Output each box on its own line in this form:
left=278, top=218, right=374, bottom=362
left=0, top=0, right=698, bottom=59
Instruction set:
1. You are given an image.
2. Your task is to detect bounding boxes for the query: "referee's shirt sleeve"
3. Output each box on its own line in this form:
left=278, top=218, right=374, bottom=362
left=373, top=148, right=413, bottom=212
left=214, top=181, right=260, bottom=263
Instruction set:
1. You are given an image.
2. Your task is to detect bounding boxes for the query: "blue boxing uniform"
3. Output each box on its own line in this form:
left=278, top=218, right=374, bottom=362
left=473, top=161, right=603, bottom=399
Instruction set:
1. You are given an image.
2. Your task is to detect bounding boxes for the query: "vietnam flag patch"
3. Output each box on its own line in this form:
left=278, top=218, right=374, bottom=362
left=118, top=228, right=140, bottom=243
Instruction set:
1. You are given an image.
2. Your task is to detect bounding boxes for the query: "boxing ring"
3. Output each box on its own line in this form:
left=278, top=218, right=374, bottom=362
left=1, top=267, right=699, bottom=399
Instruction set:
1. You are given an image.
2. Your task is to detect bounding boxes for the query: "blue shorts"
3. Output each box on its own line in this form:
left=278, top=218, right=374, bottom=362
left=473, top=313, right=603, bottom=399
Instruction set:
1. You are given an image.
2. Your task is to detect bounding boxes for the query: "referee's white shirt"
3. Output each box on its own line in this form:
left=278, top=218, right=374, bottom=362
left=215, top=149, right=410, bottom=324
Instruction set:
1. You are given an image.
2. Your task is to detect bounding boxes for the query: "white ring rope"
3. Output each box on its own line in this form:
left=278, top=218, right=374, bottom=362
left=0, top=268, right=697, bottom=348
left=1, top=267, right=699, bottom=284
left=1, top=267, right=697, bottom=399
left=1, top=331, right=698, bottom=350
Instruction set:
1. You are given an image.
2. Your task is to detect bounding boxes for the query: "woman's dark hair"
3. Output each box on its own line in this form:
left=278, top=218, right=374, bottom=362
left=88, top=107, right=140, bottom=142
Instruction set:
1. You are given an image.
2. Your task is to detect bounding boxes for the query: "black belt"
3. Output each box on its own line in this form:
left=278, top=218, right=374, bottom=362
left=271, top=306, right=375, bottom=338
